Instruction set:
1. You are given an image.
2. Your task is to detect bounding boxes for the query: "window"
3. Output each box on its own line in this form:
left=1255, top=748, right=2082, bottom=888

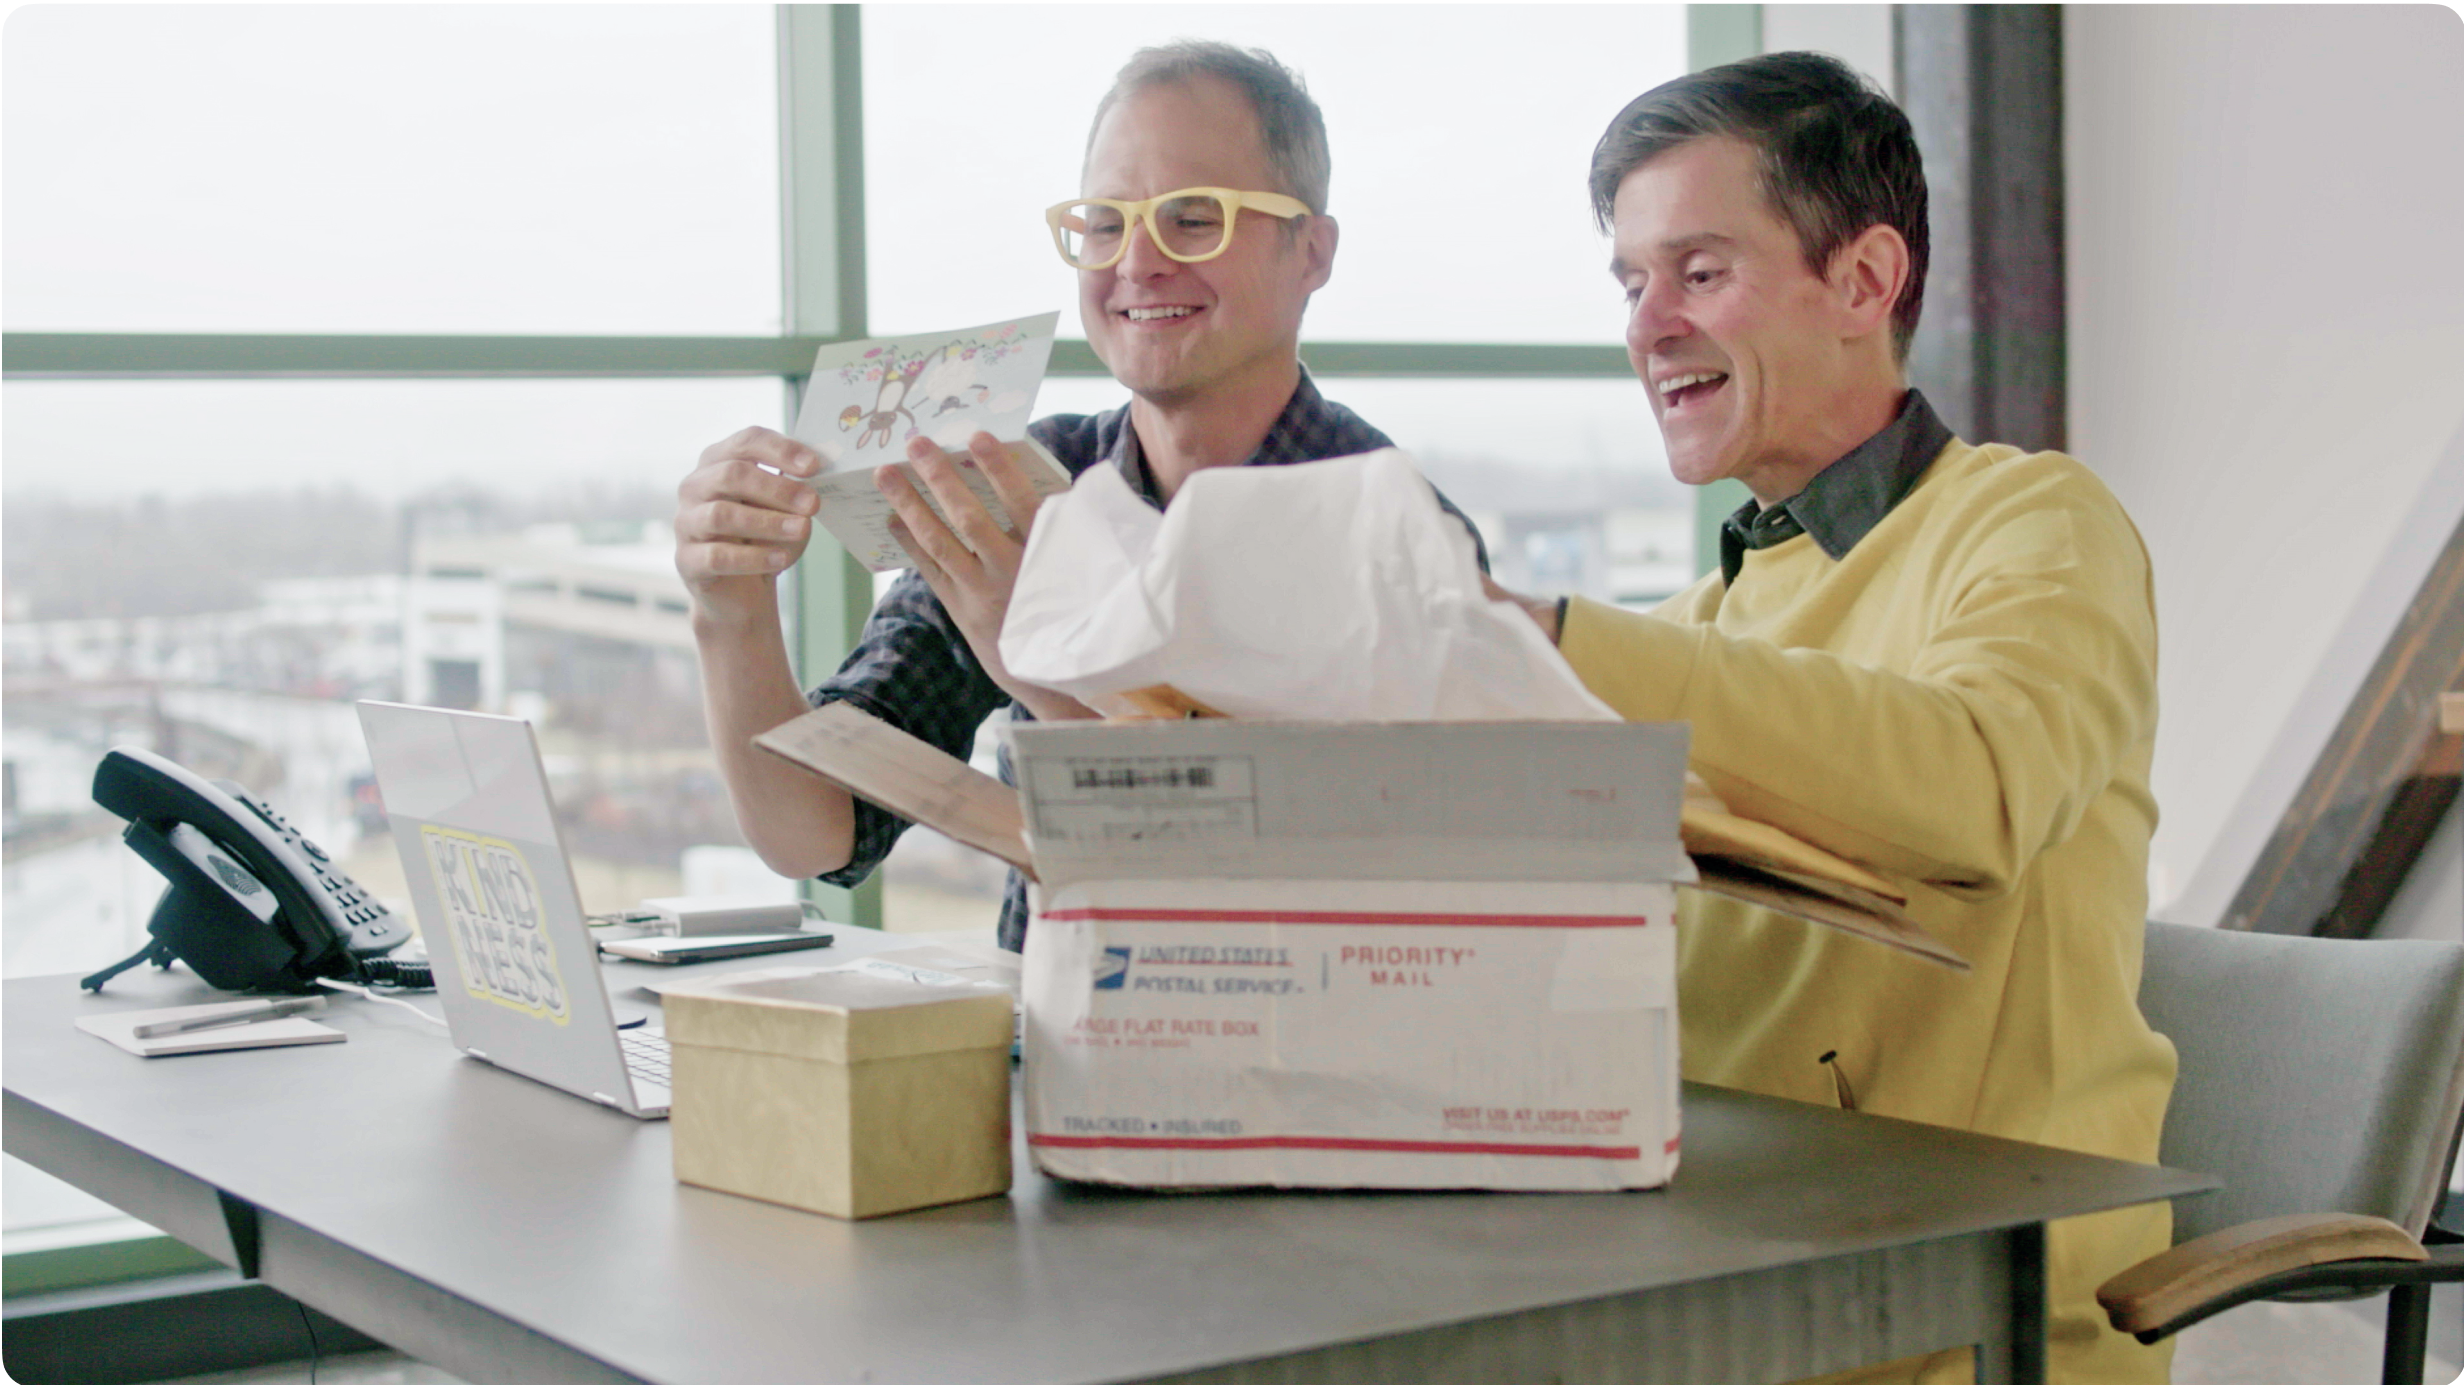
left=863, top=4, right=1686, bottom=343
left=3, top=2, right=1697, bottom=1270
left=3, top=5, right=780, bottom=334
left=2, top=377, right=784, bottom=965
left=2, top=5, right=789, bottom=1268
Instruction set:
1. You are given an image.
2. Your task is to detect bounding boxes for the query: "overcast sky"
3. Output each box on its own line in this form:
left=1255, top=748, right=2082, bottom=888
left=3, top=5, right=1687, bottom=505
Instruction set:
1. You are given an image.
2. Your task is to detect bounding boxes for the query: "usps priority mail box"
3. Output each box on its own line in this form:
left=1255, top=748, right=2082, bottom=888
left=1008, top=719, right=1694, bottom=1191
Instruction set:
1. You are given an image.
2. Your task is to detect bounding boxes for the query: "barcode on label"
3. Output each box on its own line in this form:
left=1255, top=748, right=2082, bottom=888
left=1072, top=765, right=1216, bottom=791
left=1030, top=755, right=1253, bottom=805
left=1026, top=754, right=1258, bottom=843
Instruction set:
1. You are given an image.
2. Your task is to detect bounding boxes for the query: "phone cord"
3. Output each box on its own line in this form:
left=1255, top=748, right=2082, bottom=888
left=315, top=977, right=450, bottom=1029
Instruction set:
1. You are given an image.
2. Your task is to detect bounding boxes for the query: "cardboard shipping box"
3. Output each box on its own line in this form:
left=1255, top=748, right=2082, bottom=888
left=760, top=707, right=1697, bottom=1192
left=755, top=703, right=1962, bottom=1194
left=1014, top=721, right=1694, bottom=1190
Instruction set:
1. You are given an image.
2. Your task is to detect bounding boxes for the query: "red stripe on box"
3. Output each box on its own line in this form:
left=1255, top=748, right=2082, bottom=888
left=1036, top=908, right=1655, bottom=928
left=1667, top=1137, right=1682, bottom=1155
left=1027, top=1133, right=1646, bottom=1159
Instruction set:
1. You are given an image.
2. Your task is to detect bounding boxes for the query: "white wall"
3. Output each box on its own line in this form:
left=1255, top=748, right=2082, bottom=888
left=2064, top=5, right=2464, bottom=929
left=1762, top=5, right=1895, bottom=94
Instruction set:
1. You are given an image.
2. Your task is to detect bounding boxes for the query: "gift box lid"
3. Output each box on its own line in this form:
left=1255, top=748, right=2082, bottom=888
left=661, top=966, right=1014, bottom=1063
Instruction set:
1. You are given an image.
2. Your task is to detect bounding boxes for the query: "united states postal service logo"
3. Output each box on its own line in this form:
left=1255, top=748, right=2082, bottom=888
left=1093, top=947, right=1132, bottom=990
left=418, top=825, right=570, bottom=1025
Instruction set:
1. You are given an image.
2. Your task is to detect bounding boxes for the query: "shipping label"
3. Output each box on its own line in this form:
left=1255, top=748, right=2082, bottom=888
left=1025, top=754, right=1258, bottom=845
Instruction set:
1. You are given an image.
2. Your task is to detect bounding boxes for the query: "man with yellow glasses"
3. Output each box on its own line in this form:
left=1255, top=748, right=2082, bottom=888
left=674, top=41, right=1484, bottom=950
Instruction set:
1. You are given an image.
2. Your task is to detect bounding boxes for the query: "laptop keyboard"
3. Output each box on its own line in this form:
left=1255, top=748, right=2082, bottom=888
left=620, top=1029, right=672, bottom=1085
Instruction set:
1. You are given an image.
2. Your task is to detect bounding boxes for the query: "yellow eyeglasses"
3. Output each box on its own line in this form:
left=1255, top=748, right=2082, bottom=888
left=1045, top=187, right=1311, bottom=270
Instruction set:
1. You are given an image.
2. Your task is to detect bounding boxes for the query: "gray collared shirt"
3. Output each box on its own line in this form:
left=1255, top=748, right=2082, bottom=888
left=1717, top=389, right=1954, bottom=585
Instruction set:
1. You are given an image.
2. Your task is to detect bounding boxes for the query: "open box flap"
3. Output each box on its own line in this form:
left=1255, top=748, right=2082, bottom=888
left=1007, top=717, right=1694, bottom=888
left=1686, top=858, right=1966, bottom=971
left=755, top=701, right=1036, bottom=879
left=756, top=702, right=1965, bottom=970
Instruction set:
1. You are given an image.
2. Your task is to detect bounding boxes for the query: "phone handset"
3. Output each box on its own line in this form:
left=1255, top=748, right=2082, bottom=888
left=162, top=821, right=288, bottom=928
left=87, top=745, right=411, bottom=993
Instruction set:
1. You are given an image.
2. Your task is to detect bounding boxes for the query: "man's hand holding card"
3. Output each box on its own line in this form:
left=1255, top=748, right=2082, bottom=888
left=880, top=431, right=1095, bottom=723
left=789, top=312, right=1068, bottom=573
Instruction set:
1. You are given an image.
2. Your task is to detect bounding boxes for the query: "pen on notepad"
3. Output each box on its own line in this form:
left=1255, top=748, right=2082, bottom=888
left=130, top=998, right=325, bottom=1039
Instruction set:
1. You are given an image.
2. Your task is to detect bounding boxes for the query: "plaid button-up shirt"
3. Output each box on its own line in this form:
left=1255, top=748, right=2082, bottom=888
left=807, top=370, right=1488, bottom=951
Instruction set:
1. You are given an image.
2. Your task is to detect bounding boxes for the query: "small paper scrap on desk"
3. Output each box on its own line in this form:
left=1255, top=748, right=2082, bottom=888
left=78, top=1001, right=346, bottom=1058
left=789, top=311, right=1067, bottom=572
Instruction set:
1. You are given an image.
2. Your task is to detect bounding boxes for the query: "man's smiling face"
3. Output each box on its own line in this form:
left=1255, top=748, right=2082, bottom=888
left=1077, top=74, right=1330, bottom=408
left=1611, top=135, right=1867, bottom=501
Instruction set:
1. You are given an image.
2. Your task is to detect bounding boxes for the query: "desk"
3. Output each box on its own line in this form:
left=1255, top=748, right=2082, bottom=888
left=4, top=955, right=2210, bottom=1385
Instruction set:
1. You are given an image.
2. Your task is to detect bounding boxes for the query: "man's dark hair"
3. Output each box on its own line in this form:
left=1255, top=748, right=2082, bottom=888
left=1090, top=40, right=1332, bottom=216
left=1589, top=51, right=1928, bottom=359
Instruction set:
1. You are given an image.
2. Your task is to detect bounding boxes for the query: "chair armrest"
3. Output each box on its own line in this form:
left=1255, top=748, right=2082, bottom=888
left=2098, top=1213, right=2426, bottom=1338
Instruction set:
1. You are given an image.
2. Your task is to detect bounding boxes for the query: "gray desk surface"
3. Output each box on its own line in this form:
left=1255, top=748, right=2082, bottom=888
left=4, top=944, right=2212, bottom=1385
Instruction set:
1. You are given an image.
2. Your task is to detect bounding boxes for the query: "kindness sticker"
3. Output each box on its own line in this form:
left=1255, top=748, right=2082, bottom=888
left=419, top=825, right=570, bottom=1025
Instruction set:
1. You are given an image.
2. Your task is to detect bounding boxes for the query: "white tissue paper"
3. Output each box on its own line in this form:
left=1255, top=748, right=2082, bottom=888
left=998, top=449, right=1616, bottom=722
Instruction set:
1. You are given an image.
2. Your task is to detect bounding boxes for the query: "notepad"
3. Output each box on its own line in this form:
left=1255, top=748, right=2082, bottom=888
left=78, top=1001, right=347, bottom=1057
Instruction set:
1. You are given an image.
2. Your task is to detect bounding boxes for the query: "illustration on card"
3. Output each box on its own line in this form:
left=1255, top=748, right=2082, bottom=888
left=793, top=312, right=1061, bottom=468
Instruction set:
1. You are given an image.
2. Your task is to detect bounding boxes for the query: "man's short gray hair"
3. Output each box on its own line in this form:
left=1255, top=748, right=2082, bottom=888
left=1087, top=41, right=1332, bottom=216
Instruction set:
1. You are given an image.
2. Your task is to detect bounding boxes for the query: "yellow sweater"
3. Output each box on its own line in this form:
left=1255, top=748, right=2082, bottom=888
left=1560, top=438, right=2178, bottom=1385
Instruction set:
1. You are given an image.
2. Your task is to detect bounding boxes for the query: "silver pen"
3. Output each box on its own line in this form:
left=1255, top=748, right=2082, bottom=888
left=131, top=997, right=325, bottom=1039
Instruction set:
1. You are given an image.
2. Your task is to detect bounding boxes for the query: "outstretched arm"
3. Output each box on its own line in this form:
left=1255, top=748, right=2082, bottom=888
left=1514, top=465, right=2157, bottom=898
left=674, top=426, right=860, bottom=878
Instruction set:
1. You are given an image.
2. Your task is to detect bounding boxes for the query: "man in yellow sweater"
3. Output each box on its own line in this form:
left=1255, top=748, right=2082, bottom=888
left=1490, top=53, right=2178, bottom=1385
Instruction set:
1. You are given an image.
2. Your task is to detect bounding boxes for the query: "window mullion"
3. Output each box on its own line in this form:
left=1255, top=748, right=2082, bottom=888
left=779, top=3, right=881, bottom=930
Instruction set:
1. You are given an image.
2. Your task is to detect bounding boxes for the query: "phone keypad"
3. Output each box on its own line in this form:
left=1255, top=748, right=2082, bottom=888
left=223, top=780, right=404, bottom=951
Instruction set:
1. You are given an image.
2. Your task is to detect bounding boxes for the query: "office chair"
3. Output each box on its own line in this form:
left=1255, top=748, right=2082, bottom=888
left=2098, top=921, right=2464, bottom=1385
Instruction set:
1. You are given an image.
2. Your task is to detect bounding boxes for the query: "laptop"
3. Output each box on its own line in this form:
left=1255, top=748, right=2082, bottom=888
left=356, top=700, right=674, bottom=1119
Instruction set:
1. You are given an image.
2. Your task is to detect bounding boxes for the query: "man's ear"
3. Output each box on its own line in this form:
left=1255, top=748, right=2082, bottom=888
left=1297, top=214, right=1338, bottom=295
left=1829, top=223, right=1909, bottom=343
